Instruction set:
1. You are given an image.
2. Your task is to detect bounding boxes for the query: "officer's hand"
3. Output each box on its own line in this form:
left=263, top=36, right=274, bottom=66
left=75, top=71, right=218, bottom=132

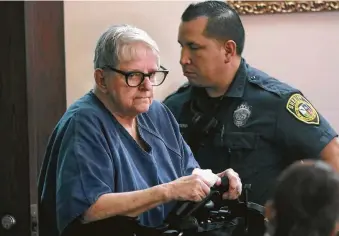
left=167, top=174, right=212, bottom=202
left=217, top=168, right=242, bottom=200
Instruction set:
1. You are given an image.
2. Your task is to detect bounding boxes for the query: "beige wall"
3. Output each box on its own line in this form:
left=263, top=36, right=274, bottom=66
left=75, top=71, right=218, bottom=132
left=64, top=1, right=339, bottom=130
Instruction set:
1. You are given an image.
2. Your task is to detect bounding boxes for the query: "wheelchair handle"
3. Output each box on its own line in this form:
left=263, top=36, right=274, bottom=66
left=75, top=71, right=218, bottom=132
left=172, top=176, right=230, bottom=218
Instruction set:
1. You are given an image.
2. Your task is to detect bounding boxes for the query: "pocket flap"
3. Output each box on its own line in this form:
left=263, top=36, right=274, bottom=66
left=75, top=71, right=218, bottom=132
left=224, top=132, right=258, bottom=150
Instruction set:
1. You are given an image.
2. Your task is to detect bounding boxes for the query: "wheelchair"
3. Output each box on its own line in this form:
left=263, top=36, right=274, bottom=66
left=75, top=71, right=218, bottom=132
left=61, top=177, right=266, bottom=236
left=153, top=176, right=266, bottom=236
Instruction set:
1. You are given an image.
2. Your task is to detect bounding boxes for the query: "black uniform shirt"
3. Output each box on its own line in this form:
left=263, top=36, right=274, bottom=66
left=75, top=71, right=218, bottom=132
left=163, top=59, right=337, bottom=205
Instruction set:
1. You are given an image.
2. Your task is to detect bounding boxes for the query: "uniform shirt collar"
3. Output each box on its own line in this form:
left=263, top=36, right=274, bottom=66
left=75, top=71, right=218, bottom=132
left=191, top=58, right=248, bottom=106
left=224, top=58, right=247, bottom=98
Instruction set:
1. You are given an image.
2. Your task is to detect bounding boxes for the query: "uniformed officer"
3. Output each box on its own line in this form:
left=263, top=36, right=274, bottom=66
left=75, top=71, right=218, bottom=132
left=163, top=0, right=339, bottom=206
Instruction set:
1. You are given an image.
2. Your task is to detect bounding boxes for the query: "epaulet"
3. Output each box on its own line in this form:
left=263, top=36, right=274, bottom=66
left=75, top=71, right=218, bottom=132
left=248, top=75, right=298, bottom=98
left=163, top=82, right=191, bottom=102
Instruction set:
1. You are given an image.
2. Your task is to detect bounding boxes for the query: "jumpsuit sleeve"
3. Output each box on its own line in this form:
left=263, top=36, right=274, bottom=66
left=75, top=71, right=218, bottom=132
left=56, top=111, right=114, bottom=233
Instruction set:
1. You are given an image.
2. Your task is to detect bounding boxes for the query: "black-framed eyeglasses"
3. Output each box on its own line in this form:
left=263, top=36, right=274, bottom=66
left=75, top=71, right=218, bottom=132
left=102, top=65, right=169, bottom=87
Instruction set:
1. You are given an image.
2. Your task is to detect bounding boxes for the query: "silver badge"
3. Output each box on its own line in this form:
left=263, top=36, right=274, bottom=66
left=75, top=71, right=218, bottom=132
left=233, top=102, right=251, bottom=127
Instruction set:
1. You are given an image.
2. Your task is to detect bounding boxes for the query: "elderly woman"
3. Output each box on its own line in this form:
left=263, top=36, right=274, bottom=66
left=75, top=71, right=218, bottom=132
left=265, top=160, right=339, bottom=236
left=38, top=24, right=242, bottom=236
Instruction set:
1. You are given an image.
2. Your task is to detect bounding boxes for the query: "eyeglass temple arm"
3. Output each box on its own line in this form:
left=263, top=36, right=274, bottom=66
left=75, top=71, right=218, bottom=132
left=160, top=65, right=169, bottom=71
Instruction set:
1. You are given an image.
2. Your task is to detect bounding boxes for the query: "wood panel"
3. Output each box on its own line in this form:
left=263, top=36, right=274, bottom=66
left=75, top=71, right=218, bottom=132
left=0, top=2, right=66, bottom=235
left=25, top=0, right=66, bottom=204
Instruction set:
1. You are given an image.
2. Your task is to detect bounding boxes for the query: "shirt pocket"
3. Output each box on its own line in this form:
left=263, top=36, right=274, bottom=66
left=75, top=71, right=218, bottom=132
left=224, top=132, right=260, bottom=179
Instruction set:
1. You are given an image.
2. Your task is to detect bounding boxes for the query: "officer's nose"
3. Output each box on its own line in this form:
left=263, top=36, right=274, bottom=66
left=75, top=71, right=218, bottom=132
left=180, top=47, right=191, bottom=66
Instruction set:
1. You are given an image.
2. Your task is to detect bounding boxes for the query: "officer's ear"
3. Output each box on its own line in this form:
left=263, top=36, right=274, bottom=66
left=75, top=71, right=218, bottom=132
left=222, top=40, right=237, bottom=63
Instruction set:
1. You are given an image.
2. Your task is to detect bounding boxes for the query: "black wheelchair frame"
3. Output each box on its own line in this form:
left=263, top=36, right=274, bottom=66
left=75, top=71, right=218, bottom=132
left=61, top=177, right=266, bottom=236
left=155, top=177, right=266, bottom=236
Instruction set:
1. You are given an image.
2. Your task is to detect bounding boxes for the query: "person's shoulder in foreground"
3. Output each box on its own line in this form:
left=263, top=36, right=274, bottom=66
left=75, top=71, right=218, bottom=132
left=265, top=160, right=339, bottom=236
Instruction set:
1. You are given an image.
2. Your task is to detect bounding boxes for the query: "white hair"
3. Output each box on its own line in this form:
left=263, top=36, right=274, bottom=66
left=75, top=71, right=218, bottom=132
left=93, top=24, right=160, bottom=69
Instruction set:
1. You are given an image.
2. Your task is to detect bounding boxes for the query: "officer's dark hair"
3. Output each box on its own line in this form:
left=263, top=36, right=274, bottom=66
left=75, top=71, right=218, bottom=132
left=270, top=160, right=339, bottom=236
left=181, top=0, right=245, bottom=55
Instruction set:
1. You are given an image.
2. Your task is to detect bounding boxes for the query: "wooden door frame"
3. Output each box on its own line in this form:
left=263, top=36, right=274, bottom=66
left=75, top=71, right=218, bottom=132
left=0, top=1, right=66, bottom=235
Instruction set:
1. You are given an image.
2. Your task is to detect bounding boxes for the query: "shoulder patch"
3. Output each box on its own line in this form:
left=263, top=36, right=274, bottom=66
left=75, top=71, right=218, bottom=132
left=286, top=94, right=319, bottom=125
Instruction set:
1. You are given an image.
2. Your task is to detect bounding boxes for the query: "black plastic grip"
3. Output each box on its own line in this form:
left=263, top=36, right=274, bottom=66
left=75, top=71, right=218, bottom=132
left=212, top=175, right=229, bottom=194
left=175, top=176, right=230, bottom=217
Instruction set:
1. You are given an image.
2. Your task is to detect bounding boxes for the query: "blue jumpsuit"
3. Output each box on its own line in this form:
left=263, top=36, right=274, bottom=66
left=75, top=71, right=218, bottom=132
left=38, top=91, right=199, bottom=236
